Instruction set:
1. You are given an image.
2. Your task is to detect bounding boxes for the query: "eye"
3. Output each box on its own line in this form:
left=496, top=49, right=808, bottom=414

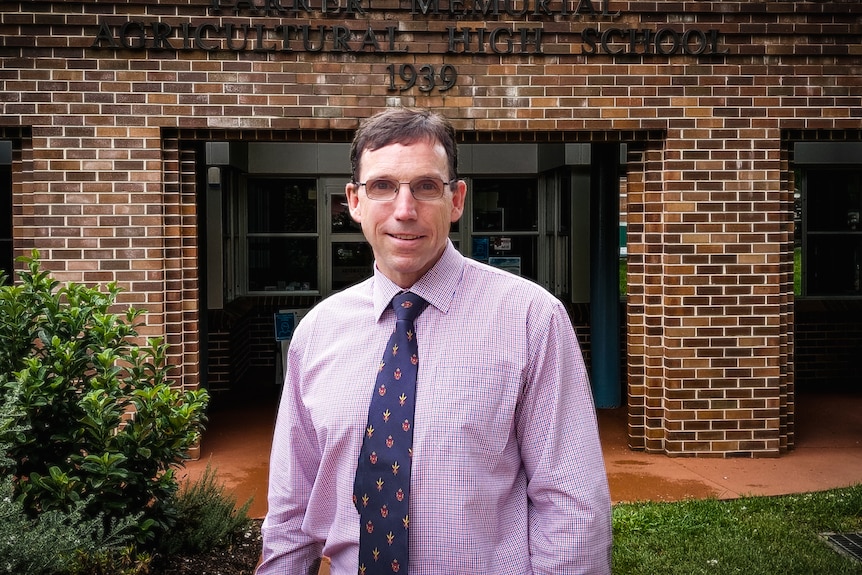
left=413, top=179, right=440, bottom=193
left=369, top=179, right=397, bottom=193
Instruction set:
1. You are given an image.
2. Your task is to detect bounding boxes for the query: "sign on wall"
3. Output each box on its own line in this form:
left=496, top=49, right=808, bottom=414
left=89, top=0, right=728, bottom=91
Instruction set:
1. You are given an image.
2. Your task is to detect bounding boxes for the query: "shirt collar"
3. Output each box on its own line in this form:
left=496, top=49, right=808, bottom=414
left=372, top=240, right=464, bottom=321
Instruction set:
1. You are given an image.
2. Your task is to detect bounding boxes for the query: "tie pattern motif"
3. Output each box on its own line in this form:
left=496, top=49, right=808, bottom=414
left=353, top=292, right=428, bottom=575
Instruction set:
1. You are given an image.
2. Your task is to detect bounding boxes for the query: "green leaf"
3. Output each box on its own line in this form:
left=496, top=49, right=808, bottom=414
left=0, top=253, right=209, bottom=546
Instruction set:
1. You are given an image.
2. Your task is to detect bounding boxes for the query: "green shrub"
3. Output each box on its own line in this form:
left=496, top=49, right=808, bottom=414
left=0, top=251, right=210, bottom=547
left=162, top=463, right=253, bottom=556
left=0, top=473, right=144, bottom=575
left=66, top=545, right=153, bottom=575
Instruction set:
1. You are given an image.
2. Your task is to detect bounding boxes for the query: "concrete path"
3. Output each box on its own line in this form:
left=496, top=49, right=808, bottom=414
left=599, top=393, right=862, bottom=503
left=180, top=390, right=862, bottom=518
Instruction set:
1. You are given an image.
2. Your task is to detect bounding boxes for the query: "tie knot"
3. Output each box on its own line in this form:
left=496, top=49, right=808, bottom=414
left=392, top=292, right=428, bottom=323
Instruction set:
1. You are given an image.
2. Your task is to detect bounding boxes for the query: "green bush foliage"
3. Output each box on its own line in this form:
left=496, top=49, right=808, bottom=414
left=0, top=252, right=210, bottom=547
left=0, top=474, right=145, bottom=575
left=0, top=400, right=146, bottom=575
left=162, top=463, right=253, bottom=556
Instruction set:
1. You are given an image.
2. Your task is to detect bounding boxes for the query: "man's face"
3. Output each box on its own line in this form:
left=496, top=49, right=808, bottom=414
left=346, top=138, right=466, bottom=288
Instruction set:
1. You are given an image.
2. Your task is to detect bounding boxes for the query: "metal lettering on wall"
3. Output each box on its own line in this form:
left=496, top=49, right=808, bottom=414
left=89, top=0, right=729, bottom=92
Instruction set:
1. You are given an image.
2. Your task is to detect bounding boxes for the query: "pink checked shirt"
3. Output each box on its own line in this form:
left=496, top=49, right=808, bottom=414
left=258, top=242, right=612, bottom=575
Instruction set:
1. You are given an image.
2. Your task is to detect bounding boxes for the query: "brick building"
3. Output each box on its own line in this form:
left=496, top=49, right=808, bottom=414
left=1, top=0, right=861, bottom=457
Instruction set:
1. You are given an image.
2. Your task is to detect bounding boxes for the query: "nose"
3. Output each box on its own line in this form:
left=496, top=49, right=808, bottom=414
left=391, top=182, right=419, bottom=219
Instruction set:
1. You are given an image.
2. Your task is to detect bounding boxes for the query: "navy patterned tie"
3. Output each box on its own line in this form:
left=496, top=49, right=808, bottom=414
left=353, top=291, right=428, bottom=575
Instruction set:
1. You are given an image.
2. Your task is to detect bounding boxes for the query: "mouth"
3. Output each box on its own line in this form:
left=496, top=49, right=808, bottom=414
left=389, top=234, right=423, bottom=241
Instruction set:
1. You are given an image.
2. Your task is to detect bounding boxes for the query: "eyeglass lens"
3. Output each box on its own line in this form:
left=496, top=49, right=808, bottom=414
left=362, top=178, right=449, bottom=201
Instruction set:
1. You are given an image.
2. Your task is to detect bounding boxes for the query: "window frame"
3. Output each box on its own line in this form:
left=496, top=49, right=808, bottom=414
left=0, top=141, right=12, bottom=281
left=794, top=142, right=862, bottom=299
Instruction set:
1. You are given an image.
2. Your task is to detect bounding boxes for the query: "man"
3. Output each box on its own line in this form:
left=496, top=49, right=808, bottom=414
left=257, top=107, right=612, bottom=575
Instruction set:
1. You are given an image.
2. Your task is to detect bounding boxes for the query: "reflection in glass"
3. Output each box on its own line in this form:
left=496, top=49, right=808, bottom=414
left=332, top=242, right=374, bottom=290
left=248, top=179, right=317, bottom=233
left=484, top=235, right=538, bottom=280
left=472, top=179, right=538, bottom=232
left=471, top=235, right=537, bottom=280
left=470, top=179, right=539, bottom=281
left=331, top=193, right=361, bottom=233
left=248, top=237, right=318, bottom=292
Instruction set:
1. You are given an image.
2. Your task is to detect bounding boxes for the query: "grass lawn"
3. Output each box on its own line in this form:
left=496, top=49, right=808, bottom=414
left=613, top=485, right=862, bottom=574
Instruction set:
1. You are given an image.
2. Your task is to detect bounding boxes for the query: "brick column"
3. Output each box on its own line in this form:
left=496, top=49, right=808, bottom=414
left=628, top=128, right=792, bottom=457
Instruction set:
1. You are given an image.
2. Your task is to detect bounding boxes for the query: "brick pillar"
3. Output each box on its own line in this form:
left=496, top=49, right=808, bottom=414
left=163, top=134, right=201, bottom=392
left=628, top=130, right=793, bottom=457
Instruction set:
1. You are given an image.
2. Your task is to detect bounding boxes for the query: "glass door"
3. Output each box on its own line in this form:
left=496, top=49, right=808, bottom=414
left=0, top=158, right=11, bottom=280
left=323, top=177, right=374, bottom=292
left=803, top=169, right=862, bottom=297
left=469, top=178, right=541, bottom=282
left=245, top=177, right=319, bottom=294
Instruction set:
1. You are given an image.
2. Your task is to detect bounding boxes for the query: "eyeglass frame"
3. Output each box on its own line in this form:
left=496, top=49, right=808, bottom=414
left=353, top=176, right=459, bottom=201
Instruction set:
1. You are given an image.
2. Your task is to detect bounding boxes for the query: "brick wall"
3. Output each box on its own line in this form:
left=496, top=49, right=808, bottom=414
left=3, top=0, right=862, bottom=456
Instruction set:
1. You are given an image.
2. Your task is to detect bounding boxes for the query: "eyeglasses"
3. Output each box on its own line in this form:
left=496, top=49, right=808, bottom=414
left=357, top=177, right=456, bottom=201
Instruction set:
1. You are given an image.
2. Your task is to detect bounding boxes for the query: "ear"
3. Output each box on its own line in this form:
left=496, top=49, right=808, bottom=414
left=346, top=182, right=362, bottom=223
left=449, top=179, right=467, bottom=223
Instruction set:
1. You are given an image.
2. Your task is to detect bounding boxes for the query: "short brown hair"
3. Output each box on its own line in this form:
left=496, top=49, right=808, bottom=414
left=349, top=108, right=458, bottom=182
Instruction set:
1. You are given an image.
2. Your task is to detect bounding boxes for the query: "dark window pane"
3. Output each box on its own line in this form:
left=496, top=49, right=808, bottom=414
left=806, top=170, right=862, bottom=233
left=248, top=179, right=317, bottom=233
left=481, top=235, right=538, bottom=281
left=804, top=169, right=862, bottom=296
left=331, top=192, right=361, bottom=233
left=472, top=179, right=538, bottom=232
left=807, top=235, right=862, bottom=296
left=332, top=242, right=373, bottom=290
left=248, top=237, right=318, bottom=292
left=0, top=165, right=10, bottom=281
left=0, top=240, right=11, bottom=285
left=0, top=167, right=9, bottom=237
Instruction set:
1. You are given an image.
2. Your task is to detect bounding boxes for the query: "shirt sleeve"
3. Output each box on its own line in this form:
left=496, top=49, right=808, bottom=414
left=256, top=319, right=324, bottom=575
left=517, top=299, right=613, bottom=575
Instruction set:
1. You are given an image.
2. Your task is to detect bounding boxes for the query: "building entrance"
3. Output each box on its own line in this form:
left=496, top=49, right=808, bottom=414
left=203, top=141, right=624, bottom=403
left=793, top=142, right=862, bottom=392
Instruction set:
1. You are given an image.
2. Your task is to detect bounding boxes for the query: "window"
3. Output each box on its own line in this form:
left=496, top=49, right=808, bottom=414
left=328, top=179, right=373, bottom=291
left=0, top=142, right=11, bottom=282
left=794, top=142, right=862, bottom=297
left=240, top=174, right=462, bottom=296
left=470, top=178, right=540, bottom=280
left=331, top=242, right=373, bottom=290
left=211, top=142, right=596, bottom=301
left=246, top=178, right=319, bottom=292
left=801, top=169, right=862, bottom=296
